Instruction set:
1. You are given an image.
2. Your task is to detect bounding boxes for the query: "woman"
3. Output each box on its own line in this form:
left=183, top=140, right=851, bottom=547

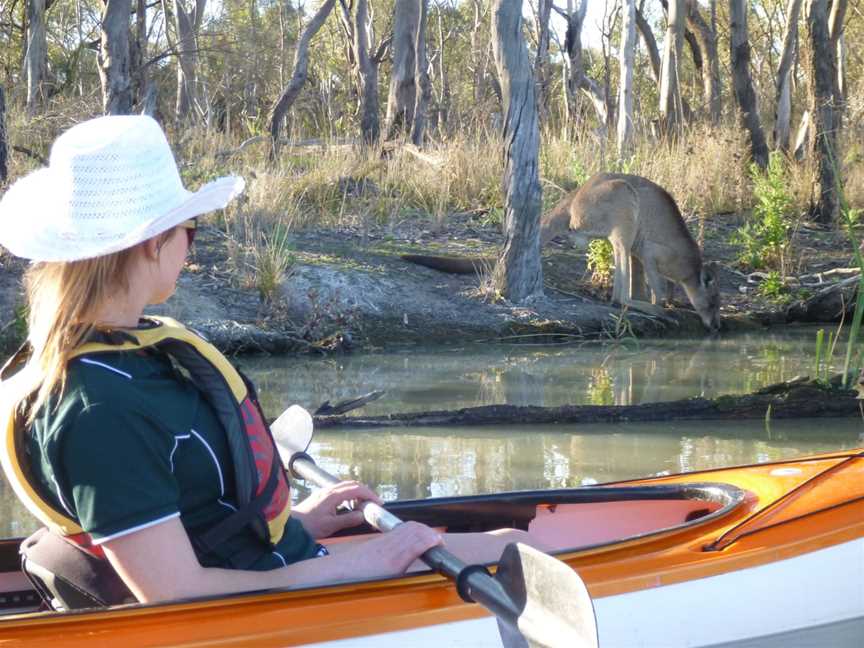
left=0, top=115, right=537, bottom=605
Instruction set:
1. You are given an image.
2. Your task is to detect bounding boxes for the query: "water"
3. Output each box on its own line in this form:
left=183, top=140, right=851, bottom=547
left=1, top=326, right=862, bottom=537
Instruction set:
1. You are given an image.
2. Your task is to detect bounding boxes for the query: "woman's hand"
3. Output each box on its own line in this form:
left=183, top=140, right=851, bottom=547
left=348, top=521, right=443, bottom=578
left=293, top=481, right=381, bottom=539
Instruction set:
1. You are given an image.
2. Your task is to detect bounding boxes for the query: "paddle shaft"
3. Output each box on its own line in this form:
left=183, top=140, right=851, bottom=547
left=289, top=453, right=521, bottom=620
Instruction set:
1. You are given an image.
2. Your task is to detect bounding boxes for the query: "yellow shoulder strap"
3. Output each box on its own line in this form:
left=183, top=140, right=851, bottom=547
left=0, top=365, right=83, bottom=535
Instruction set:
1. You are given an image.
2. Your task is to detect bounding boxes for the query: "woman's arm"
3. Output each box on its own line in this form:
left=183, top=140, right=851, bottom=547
left=102, top=516, right=442, bottom=603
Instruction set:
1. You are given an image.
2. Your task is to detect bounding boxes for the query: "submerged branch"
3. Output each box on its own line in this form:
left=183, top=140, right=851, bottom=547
left=312, top=377, right=861, bottom=429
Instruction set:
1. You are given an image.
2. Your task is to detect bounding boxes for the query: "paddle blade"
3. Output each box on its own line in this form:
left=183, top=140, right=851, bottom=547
left=271, top=404, right=314, bottom=468
left=494, top=543, right=598, bottom=648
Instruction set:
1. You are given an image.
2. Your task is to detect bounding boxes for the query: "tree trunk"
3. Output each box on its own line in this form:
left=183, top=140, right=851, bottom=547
left=355, top=0, right=380, bottom=145
left=806, top=0, right=839, bottom=224
left=268, top=0, right=337, bottom=150
left=25, top=0, right=47, bottom=111
left=491, top=0, right=543, bottom=303
left=129, top=0, right=148, bottom=107
left=635, top=7, right=661, bottom=83
left=534, top=0, right=552, bottom=122
left=563, top=1, right=608, bottom=130
left=659, top=0, right=684, bottom=130
left=729, top=0, right=768, bottom=169
left=435, top=5, right=450, bottom=129
left=617, top=0, right=636, bottom=156
left=685, top=0, right=722, bottom=122
left=385, top=0, right=420, bottom=139
left=99, top=0, right=133, bottom=115
left=411, top=0, right=431, bottom=146
left=828, top=0, right=847, bottom=123
left=0, top=86, right=7, bottom=183
left=774, top=0, right=803, bottom=151
left=173, top=0, right=199, bottom=121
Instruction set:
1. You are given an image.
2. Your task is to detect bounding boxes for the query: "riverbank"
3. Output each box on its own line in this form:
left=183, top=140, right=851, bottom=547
left=0, top=204, right=858, bottom=357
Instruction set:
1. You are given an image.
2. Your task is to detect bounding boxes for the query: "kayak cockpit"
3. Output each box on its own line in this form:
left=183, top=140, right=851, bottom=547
left=377, top=482, right=745, bottom=553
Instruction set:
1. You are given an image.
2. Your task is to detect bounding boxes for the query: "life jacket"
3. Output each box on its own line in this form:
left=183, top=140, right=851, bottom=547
left=0, top=316, right=292, bottom=562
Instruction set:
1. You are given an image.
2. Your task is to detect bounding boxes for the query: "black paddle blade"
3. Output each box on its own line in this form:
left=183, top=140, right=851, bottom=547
left=494, top=543, right=598, bottom=648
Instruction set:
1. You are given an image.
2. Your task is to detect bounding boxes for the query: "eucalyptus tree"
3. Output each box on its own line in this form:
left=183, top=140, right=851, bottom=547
left=774, top=0, right=803, bottom=151
left=25, top=0, right=48, bottom=111
left=806, top=0, right=839, bottom=223
left=411, top=0, right=431, bottom=145
left=168, top=0, right=207, bottom=121
left=0, top=85, right=7, bottom=183
left=684, top=0, right=721, bottom=122
left=534, top=0, right=552, bottom=121
left=491, top=0, right=543, bottom=303
left=342, top=0, right=391, bottom=144
left=269, top=0, right=338, bottom=150
left=554, top=0, right=607, bottom=130
left=729, top=0, right=768, bottom=169
left=385, top=0, right=420, bottom=139
left=99, top=0, right=133, bottom=114
left=659, top=0, right=684, bottom=130
left=617, top=0, right=636, bottom=155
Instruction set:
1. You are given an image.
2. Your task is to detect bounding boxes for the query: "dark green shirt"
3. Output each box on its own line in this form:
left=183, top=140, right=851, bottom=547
left=27, top=349, right=318, bottom=570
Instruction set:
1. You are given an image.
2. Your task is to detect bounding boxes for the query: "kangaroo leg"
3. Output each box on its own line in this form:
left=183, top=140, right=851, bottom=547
left=642, top=255, right=669, bottom=305
left=630, top=256, right=650, bottom=302
left=610, top=237, right=631, bottom=305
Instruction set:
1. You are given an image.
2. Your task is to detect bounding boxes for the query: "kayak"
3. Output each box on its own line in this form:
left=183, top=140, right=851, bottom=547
left=0, top=448, right=862, bottom=647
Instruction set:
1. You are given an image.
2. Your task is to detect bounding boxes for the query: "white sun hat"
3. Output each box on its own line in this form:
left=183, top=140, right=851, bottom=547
left=0, top=115, right=245, bottom=262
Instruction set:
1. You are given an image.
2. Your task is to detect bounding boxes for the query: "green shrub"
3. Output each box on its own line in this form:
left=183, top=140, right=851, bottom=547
left=755, top=271, right=790, bottom=304
left=586, top=239, right=614, bottom=287
left=733, top=153, right=793, bottom=271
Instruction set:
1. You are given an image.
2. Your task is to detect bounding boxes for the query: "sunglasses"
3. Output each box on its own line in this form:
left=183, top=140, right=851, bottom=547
left=178, top=218, right=198, bottom=247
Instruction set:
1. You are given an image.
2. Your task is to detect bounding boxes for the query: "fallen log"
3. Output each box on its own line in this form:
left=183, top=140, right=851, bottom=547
left=312, top=377, right=862, bottom=428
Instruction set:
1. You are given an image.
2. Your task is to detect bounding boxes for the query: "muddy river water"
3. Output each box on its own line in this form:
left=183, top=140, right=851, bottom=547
left=1, top=325, right=861, bottom=537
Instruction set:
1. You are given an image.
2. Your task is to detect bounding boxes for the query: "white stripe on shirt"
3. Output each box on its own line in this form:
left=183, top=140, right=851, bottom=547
left=91, top=512, right=181, bottom=545
left=190, top=429, right=225, bottom=496
left=169, top=434, right=191, bottom=473
left=78, top=357, right=133, bottom=379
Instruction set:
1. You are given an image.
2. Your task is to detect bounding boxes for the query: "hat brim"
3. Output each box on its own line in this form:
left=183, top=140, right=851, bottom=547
left=0, top=175, right=245, bottom=262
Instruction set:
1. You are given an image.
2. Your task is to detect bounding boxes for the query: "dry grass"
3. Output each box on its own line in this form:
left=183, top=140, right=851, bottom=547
left=5, top=92, right=864, bottom=293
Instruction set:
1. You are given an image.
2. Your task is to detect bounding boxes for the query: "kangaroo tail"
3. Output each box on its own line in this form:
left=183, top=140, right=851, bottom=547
left=400, top=254, right=494, bottom=275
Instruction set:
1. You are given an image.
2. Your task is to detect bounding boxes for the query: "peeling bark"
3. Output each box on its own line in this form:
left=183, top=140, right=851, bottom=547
left=492, top=0, right=543, bottom=303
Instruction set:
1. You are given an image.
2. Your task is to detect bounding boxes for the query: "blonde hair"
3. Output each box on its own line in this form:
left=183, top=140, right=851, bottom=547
left=18, top=230, right=175, bottom=423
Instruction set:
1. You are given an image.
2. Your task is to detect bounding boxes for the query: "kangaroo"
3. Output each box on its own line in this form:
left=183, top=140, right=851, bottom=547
left=403, top=173, right=720, bottom=332
left=540, top=172, right=720, bottom=332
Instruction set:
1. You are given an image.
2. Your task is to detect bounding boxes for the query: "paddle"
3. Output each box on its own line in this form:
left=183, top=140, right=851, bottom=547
left=271, top=405, right=599, bottom=648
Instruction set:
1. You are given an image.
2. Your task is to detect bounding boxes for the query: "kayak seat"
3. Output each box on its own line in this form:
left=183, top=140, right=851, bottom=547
left=19, top=527, right=136, bottom=611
